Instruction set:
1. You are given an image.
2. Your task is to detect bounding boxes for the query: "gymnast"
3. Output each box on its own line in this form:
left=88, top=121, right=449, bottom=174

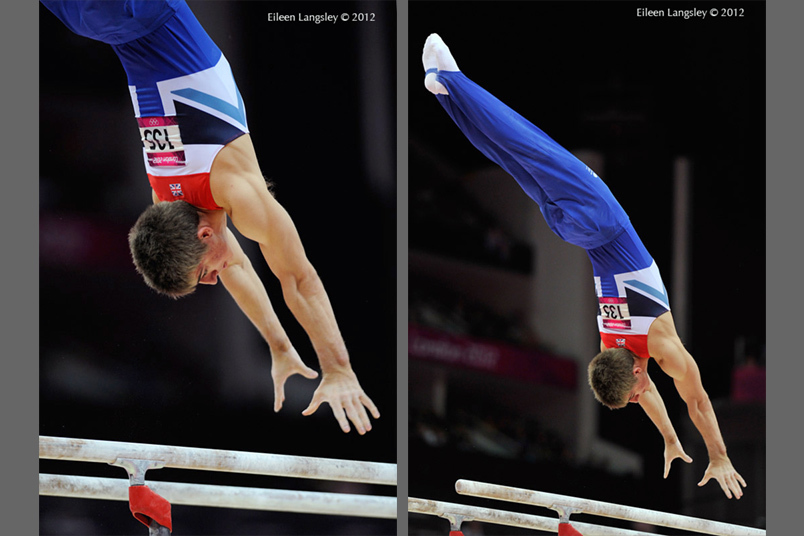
left=40, top=0, right=379, bottom=435
left=422, top=33, right=745, bottom=499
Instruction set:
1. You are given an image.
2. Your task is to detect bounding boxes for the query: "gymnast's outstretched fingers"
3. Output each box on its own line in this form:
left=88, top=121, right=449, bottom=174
left=302, top=368, right=379, bottom=434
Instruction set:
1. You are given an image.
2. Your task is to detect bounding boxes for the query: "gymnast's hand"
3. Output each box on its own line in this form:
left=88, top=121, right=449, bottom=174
left=698, top=456, right=747, bottom=499
left=663, top=438, right=693, bottom=479
left=302, top=367, right=380, bottom=435
left=270, top=346, right=320, bottom=413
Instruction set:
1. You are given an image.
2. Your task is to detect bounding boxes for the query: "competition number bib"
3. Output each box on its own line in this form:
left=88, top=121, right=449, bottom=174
left=599, top=297, right=631, bottom=330
left=138, top=117, right=185, bottom=167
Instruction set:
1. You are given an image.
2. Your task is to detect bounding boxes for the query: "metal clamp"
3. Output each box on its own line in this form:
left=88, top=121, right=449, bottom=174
left=441, top=512, right=474, bottom=532
left=111, top=458, right=166, bottom=486
left=551, top=504, right=580, bottom=523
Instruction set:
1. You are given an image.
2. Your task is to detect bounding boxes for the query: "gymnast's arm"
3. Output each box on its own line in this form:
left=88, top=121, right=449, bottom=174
left=210, top=136, right=379, bottom=435
left=151, top=189, right=318, bottom=411
left=650, top=315, right=747, bottom=499
left=597, top=339, right=692, bottom=478
left=217, top=227, right=321, bottom=412
left=636, top=379, right=693, bottom=478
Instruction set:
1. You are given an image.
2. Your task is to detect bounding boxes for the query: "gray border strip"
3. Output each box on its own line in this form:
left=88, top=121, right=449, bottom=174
left=396, top=0, right=410, bottom=534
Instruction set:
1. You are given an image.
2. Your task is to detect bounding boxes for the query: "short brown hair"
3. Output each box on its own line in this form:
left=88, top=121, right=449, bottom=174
left=128, top=201, right=208, bottom=298
left=588, top=347, right=638, bottom=409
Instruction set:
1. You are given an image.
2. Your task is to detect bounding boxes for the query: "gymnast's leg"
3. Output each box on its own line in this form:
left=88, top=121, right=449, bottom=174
left=421, top=33, right=629, bottom=250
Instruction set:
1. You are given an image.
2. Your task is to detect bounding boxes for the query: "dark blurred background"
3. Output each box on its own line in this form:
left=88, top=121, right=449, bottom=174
left=39, top=1, right=396, bottom=534
left=408, top=1, right=765, bottom=534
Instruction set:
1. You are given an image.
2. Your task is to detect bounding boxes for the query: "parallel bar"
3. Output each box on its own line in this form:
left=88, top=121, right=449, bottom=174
left=408, top=497, right=657, bottom=536
left=455, top=480, right=765, bottom=536
left=39, top=436, right=396, bottom=486
left=41, top=474, right=396, bottom=519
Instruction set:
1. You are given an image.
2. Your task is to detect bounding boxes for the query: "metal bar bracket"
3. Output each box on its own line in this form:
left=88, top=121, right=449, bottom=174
left=111, top=458, right=166, bottom=486
left=441, top=512, right=474, bottom=531
left=552, top=504, right=580, bottom=523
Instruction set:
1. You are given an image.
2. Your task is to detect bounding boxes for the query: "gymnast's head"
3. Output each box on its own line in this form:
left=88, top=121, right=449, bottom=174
left=128, top=200, right=212, bottom=298
left=588, top=347, right=649, bottom=409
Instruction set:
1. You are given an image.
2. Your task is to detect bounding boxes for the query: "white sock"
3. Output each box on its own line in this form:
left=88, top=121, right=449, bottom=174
left=422, top=33, right=458, bottom=95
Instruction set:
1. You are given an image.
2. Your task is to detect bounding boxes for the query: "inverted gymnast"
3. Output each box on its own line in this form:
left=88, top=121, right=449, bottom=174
left=422, top=34, right=746, bottom=499
left=40, top=0, right=379, bottom=435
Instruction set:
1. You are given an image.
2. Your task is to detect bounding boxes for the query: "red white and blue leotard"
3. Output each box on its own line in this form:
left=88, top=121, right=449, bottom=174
left=41, top=0, right=249, bottom=211
left=588, top=224, right=670, bottom=358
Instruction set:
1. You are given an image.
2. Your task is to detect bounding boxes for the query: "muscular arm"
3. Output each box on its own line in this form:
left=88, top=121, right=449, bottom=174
left=637, top=379, right=693, bottom=478
left=218, top=228, right=320, bottom=412
left=599, top=339, right=684, bottom=451
left=213, top=138, right=349, bottom=371
left=234, top=189, right=378, bottom=433
left=210, top=136, right=379, bottom=434
left=654, top=337, right=730, bottom=460
left=233, top=187, right=349, bottom=372
left=650, top=316, right=746, bottom=498
left=639, top=379, right=679, bottom=440
left=219, top=227, right=291, bottom=350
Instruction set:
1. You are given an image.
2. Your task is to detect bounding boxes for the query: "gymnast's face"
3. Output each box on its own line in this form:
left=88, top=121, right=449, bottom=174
left=195, top=229, right=233, bottom=286
left=626, top=368, right=651, bottom=404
